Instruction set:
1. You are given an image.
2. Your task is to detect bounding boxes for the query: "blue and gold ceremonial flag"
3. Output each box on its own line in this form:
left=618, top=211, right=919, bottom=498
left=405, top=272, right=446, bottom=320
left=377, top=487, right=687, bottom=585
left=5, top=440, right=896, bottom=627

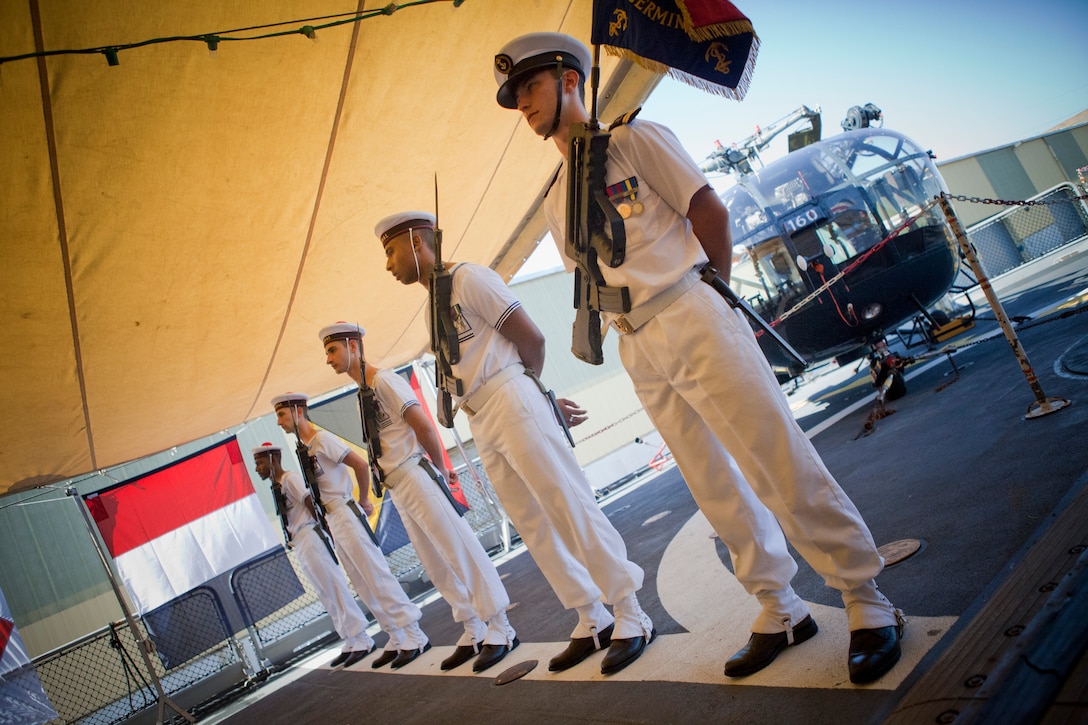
left=591, top=0, right=759, bottom=100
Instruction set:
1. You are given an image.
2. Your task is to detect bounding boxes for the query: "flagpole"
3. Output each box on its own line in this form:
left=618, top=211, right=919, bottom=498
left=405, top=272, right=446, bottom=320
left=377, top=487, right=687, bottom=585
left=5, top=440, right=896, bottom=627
left=589, top=43, right=601, bottom=126
left=65, top=486, right=195, bottom=725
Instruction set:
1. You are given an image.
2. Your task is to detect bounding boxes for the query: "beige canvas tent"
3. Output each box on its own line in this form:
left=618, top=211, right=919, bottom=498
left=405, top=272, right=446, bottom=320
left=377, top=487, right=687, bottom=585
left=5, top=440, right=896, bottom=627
left=0, top=0, right=660, bottom=495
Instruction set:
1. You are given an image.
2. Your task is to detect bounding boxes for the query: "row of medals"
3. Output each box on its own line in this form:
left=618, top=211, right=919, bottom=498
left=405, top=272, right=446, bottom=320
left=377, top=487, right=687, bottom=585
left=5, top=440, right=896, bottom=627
left=616, top=196, right=644, bottom=219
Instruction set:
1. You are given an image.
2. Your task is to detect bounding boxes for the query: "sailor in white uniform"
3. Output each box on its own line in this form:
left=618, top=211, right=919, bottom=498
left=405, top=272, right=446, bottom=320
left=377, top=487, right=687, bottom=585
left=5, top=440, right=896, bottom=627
left=377, top=210, right=655, bottom=676
left=318, top=321, right=518, bottom=673
left=272, top=393, right=429, bottom=669
left=493, top=32, right=905, bottom=685
left=252, top=442, right=374, bottom=669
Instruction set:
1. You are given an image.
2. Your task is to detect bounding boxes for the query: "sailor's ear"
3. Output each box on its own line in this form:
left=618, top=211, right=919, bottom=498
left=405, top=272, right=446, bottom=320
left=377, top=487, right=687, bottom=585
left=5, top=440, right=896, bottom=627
left=561, top=67, right=581, bottom=93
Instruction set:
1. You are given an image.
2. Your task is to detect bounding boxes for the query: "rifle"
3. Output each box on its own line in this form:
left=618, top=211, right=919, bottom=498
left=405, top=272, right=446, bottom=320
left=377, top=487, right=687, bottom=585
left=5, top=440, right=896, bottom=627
left=429, top=175, right=464, bottom=426
left=357, top=382, right=385, bottom=498
left=269, top=480, right=292, bottom=549
left=293, top=420, right=335, bottom=546
left=699, top=264, right=808, bottom=369
left=277, top=473, right=339, bottom=562
left=524, top=367, right=575, bottom=448
left=564, top=49, right=630, bottom=365
left=418, top=457, right=465, bottom=517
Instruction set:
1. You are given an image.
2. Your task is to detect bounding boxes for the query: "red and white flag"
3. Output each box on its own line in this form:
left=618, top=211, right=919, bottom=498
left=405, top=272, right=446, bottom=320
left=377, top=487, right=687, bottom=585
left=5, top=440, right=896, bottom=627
left=84, top=438, right=278, bottom=613
left=1, top=585, right=59, bottom=723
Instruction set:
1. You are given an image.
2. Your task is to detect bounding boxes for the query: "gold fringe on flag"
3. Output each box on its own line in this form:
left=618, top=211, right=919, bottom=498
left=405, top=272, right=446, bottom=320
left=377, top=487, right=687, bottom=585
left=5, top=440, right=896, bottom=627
left=676, top=0, right=758, bottom=43
left=602, top=37, right=760, bottom=101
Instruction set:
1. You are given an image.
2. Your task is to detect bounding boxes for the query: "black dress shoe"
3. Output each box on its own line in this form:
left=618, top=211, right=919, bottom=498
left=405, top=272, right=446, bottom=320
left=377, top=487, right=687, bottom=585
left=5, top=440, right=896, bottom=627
left=548, top=624, right=614, bottom=672
left=390, top=642, right=432, bottom=669
left=601, top=628, right=656, bottom=675
left=848, top=622, right=903, bottom=684
left=473, top=637, right=519, bottom=673
left=329, top=651, right=351, bottom=668
left=441, top=644, right=480, bottom=671
left=724, top=615, right=819, bottom=678
left=371, top=650, right=398, bottom=669
left=341, top=647, right=373, bottom=669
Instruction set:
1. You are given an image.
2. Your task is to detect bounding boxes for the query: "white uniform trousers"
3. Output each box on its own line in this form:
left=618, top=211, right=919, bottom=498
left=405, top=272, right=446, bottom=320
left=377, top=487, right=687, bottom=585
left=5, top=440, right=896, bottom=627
left=291, top=523, right=372, bottom=652
left=384, top=460, right=510, bottom=623
left=324, top=502, right=420, bottom=632
left=618, top=282, right=898, bottom=632
left=469, top=373, right=644, bottom=609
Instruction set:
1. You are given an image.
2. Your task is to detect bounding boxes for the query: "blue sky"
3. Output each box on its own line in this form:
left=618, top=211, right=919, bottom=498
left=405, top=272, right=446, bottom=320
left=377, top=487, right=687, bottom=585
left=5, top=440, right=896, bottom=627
left=643, top=0, right=1088, bottom=166
left=514, top=0, right=1087, bottom=278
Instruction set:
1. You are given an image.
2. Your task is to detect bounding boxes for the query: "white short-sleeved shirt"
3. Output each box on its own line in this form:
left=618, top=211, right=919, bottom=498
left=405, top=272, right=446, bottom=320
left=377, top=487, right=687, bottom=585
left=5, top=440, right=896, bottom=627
left=433, top=262, right=523, bottom=401
left=369, top=368, right=424, bottom=469
left=306, top=430, right=355, bottom=500
left=544, top=117, right=711, bottom=315
left=278, top=469, right=316, bottom=537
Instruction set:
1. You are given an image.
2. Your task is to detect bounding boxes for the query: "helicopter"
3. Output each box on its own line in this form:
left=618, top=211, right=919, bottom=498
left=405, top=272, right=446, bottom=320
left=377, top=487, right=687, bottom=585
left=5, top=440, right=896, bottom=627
left=702, top=103, right=968, bottom=395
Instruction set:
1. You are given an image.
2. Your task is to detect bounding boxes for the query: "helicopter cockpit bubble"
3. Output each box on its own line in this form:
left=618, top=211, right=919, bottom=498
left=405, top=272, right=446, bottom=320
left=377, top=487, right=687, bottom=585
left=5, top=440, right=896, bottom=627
left=709, top=121, right=960, bottom=378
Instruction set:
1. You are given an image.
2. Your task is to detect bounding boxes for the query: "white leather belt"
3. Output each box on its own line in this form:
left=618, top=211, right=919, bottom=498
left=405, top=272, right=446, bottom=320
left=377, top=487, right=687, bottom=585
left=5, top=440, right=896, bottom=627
left=382, top=453, right=424, bottom=488
left=611, top=269, right=700, bottom=335
left=460, top=363, right=525, bottom=417
left=320, top=497, right=353, bottom=512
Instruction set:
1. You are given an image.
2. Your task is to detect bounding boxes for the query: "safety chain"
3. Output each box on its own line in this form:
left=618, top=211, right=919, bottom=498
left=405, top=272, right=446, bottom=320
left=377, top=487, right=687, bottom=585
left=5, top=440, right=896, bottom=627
left=910, top=302, right=1088, bottom=361
left=574, top=408, right=645, bottom=443
left=946, top=191, right=1088, bottom=206
left=773, top=197, right=942, bottom=326
left=770, top=189, right=1087, bottom=329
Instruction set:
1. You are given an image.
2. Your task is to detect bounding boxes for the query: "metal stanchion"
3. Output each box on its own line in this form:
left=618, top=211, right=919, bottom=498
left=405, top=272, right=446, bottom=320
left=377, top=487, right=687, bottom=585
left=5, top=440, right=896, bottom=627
left=938, top=194, right=1072, bottom=419
left=65, top=487, right=195, bottom=724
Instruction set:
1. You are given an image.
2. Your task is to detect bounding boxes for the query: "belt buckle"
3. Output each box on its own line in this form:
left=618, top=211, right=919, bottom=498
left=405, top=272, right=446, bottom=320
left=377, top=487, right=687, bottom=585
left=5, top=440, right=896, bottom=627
left=461, top=403, right=476, bottom=417
left=615, top=316, right=634, bottom=335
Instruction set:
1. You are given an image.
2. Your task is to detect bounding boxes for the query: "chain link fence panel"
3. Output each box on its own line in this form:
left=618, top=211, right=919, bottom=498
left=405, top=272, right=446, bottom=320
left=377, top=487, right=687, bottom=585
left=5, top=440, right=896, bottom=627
left=956, top=183, right=1088, bottom=283
left=30, top=461, right=510, bottom=724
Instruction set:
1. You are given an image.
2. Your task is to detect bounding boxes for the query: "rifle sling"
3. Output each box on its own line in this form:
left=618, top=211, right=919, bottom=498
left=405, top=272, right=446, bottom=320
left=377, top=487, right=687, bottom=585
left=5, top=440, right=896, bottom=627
left=343, top=499, right=379, bottom=547
left=585, top=276, right=632, bottom=313
left=312, top=523, right=339, bottom=563
left=417, top=458, right=464, bottom=517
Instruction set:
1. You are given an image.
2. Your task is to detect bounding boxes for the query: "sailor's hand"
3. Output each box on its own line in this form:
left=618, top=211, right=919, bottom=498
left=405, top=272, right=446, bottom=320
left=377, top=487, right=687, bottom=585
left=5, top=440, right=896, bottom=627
left=359, top=497, right=375, bottom=517
left=445, top=468, right=459, bottom=486
left=556, top=398, right=588, bottom=428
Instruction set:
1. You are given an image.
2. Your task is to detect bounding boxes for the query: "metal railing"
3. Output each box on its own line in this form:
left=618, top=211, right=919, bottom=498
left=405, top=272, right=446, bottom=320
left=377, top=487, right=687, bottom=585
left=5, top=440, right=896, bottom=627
left=33, top=465, right=508, bottom=725
left=953, top=182, right=1088, bottom=285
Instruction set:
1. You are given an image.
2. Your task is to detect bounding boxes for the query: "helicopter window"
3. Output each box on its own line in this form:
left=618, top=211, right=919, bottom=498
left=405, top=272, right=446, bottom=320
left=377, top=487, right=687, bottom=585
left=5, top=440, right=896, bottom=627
left=752, top=238, right=804, bottom=300
left=722, top=186, right=773, bottom=243
left=865, top=160, right=933, bottom=230
left=775, top=177, right=807, bottom=209
left=792, top=223, right=855, bottom=268
left=728, top=246, right=765, bottom=303
left=737, top=204, right=769, bottom=236
left=802, top=151, right=850, bottom=197
left=829, top=205, right=880, bottom=256
left=821, top=224, right=856, bottom=264
left=791, top=227, right=823, bottom=259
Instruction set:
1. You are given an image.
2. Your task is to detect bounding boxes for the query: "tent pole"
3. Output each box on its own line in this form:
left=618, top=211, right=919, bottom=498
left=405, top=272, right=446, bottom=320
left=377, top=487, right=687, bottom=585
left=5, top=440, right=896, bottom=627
left=65, top=487, right=195, bottom=725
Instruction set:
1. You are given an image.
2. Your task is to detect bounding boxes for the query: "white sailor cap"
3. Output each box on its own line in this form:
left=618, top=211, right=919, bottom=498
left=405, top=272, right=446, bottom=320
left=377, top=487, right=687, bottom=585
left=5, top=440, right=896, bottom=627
left=494, top=32, right=590, bottom=109
left=252, top=441, right=281, bottom=457
left=320, top=321, right=366, bottom=347
left=271, top=392, right=309, bottom=410
left=375, top=211, right=435, bottom=245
